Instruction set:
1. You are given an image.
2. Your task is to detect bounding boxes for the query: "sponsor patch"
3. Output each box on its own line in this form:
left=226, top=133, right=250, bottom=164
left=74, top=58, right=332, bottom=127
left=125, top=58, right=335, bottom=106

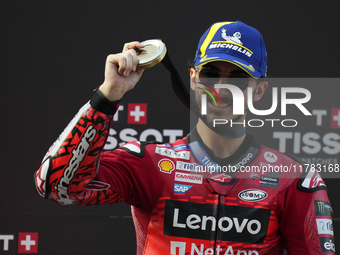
left=264, top=151, right=278, bottom=163
left=174, top=183, right=192, bottom=194
left=260, top=175, right=278, bottom=184
left=176, top=161, right=200, bottom=172
left=221, top=28, right=243, bottom=45
left=238, top=189, right=268, bottom=202
left=315, top=200, right=333, bottom=217
left=155, top=147, right=190, bottom=160
left=316, top=218, right=333, bottom=235
left=250, top=173, right=259, bottom=181
left=170, top=241, right=258, bottom=255
left=246, top=172, right=280, bottom=189
left=260, top=174, right=280, bottom=189
left=164, top=200, right=271, bottom=244
left=173, top=144, right=190, bottom=151
left=174, top=172, right=203, bottom=184
left=157, top=143, right=172, bottom=148
left=206, top=28, right=253, bottom=59
left=320, top=237, right=335, bottom=253
left=232, top=152, right=254, bottom=170
left=208, top=173, right=236, bottom=185
left=158, top=159, right=175, bottom=174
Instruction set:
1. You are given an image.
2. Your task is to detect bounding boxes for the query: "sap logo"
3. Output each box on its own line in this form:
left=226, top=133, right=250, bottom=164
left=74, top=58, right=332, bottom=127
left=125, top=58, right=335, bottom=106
left=264, top=151, right=278, bottom=163
left=238, top=189, right=268, bottom=202
left=174, top=184, right=192, bottom=194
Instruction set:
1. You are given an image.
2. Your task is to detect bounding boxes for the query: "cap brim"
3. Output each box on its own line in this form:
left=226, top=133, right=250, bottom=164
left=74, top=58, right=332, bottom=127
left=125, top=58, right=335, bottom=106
left=195, top=54, right=262, bottom=78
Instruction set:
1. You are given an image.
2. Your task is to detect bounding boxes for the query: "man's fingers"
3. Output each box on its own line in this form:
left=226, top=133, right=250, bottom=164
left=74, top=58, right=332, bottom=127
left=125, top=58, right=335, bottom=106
left=117, top=57, right=126, bottom=75
left=106, top=50, right=139, bottom=76
left=121, top=50, right=138, bottom=76
left=123, top=41, right=145, bottom=52
left=123, top=52, right=134, bottom=76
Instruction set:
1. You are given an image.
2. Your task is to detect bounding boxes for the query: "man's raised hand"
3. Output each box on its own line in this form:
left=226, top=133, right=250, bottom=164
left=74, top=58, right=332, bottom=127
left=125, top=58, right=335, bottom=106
left=99, top=41, right=145, bottom=101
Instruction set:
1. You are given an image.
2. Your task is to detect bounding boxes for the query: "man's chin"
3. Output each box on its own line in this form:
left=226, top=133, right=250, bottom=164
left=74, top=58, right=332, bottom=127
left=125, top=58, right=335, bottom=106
left=201, top=114, right=246, bottom=127
left=199, top=115, right=246, bottom=138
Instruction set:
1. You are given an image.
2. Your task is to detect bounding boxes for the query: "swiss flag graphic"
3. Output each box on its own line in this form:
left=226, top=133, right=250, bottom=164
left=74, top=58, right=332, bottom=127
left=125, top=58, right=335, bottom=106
left=331, top=108, right=340, bottom=129
left=127, top=103, right=147, bottom=124
left=18, top=233, right=38, bottom=253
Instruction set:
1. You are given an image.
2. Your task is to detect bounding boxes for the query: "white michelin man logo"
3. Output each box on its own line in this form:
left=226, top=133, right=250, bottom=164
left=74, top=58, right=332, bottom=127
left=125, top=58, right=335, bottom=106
left=221, top=28, right=243, bottom=45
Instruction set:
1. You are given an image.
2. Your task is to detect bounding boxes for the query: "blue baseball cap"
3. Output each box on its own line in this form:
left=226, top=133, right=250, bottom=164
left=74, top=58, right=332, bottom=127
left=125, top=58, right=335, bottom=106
left=193, top=21, right=267, bottom=78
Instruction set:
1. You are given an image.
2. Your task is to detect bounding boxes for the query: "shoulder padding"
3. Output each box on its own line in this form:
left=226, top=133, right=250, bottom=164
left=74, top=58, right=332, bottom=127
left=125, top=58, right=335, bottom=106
left=284, top=153, right=328, bottom=193
left=119, top=141, right=160, bottom=158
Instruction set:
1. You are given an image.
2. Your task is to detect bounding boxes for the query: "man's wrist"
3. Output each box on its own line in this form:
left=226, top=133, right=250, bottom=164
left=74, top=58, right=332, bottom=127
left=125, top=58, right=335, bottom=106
left=90, top=89, right=121, bottom=115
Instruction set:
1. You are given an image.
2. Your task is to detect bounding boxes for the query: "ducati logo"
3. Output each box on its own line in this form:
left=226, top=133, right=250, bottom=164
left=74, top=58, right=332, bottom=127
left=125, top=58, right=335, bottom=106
left=250, top=173, right=259, bottom=181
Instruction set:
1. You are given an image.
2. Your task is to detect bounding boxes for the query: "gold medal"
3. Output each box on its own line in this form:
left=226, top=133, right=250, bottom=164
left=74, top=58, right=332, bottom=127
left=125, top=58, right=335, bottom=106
left=136, top=39, right=167, bottom=69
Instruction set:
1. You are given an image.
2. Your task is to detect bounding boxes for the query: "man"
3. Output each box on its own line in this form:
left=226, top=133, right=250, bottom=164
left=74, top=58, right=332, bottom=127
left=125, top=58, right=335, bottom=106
left=34, top=21, right=335, bottom=254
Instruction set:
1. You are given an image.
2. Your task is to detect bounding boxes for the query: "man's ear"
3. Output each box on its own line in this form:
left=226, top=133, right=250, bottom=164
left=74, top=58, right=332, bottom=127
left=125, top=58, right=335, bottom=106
left=253, top=81, right=268, bottom=102
left=190, top=68, right=196, bottom=91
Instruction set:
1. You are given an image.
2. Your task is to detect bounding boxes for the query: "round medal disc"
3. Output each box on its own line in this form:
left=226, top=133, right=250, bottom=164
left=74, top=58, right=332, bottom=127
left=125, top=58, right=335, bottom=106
left=136, top=39, right=167, bottom=69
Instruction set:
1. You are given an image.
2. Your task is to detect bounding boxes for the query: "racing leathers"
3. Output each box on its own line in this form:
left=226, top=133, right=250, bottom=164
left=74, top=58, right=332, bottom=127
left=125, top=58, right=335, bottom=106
left=34, top=92, right=335, bottom=255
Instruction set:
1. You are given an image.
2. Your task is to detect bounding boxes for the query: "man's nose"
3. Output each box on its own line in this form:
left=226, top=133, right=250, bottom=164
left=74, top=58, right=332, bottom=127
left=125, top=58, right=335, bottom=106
left=217, top=77, right=228, bottom=84
left=215, top=77, right=232, bottom=96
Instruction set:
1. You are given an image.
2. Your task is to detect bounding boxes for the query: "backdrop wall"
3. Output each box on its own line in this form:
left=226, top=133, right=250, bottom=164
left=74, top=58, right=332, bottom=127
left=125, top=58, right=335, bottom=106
left=1, top=1, right=339, bottom=254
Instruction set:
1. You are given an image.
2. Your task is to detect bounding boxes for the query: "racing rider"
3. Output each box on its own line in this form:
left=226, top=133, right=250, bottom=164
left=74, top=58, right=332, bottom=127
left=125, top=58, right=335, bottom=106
left=34, top=21, right=335, bottom=254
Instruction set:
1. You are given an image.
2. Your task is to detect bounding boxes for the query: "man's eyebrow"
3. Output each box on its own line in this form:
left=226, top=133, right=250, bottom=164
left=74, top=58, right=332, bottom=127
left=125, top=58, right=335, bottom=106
left=202, top=65, right=219, bottom=70
left=229, top=70, right=248, bottom=74
left=202, top=65, right=248, bottom=75
left=203, top=64, right=246, bottom=74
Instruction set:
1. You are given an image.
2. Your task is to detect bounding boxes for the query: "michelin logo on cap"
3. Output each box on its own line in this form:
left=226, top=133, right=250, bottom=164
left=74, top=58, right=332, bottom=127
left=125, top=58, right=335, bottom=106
left=208, top=29, right=253, bottom=58
left=193, top=21, right=267, bottom=78
left=221, top=28, right=243, bottom=45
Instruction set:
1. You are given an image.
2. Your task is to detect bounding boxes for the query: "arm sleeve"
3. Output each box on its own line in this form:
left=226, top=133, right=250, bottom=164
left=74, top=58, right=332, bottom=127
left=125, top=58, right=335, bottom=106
left=278, top=173, right=335, bottom=254
left=34, top=91, right=123, bottom=206
left=94, top=145, right=165, bottom=211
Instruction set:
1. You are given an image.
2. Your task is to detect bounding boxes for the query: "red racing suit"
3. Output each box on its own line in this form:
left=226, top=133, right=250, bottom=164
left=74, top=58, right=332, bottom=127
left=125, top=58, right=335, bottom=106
left=34, top=95, right=335, bottom=255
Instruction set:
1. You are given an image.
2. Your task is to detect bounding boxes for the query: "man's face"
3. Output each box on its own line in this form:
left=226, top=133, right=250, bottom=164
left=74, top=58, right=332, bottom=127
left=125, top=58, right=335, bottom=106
left=190, top=61, right=267, bottom=126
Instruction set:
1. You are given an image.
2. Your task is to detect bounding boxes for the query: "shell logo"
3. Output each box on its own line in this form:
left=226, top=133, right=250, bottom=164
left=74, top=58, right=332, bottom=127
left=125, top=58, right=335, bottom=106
left=158, top=159, right=175, bottom=174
